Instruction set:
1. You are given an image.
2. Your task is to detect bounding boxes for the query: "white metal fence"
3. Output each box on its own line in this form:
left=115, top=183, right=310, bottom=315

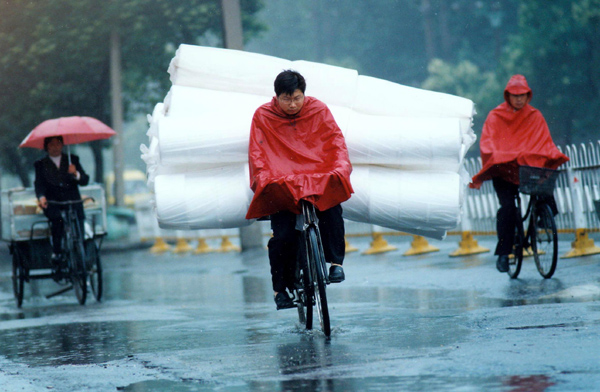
left=462, top=141, right=600, bottom=234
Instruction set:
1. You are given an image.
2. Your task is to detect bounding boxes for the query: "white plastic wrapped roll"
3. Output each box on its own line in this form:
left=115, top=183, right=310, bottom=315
left=168, top=44, right=291, bottom=97
left=157, top=115, right=251, bottom=165
left=154, top=165, right=255, bottom=230
left=352, top=75, right=475, bottom=119
left=291, top=60, right=358, bottom=108
left=342, top=166, right=462, bottom=237
left=164, top=86, right=269, bottom=118
left=146, top=102, right=165, bottom=138
left=344, top=115, right=463, bottom=169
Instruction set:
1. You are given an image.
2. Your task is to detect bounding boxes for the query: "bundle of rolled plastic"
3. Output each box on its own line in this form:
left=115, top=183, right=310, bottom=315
left=143, top=44, right=476, bottom=237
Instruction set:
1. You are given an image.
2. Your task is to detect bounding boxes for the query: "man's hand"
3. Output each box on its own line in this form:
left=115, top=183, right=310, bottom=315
left=68, top=164, right=79, bottom=179
left=38, top=196, right=48, bottom=209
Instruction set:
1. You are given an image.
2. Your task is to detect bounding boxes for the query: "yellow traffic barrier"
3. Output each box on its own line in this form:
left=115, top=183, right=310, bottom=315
left=562, top=228, right=600, bottom=258
left=449, top=232, right=489, bottom=257
left=403, top=235, right=439, bottom=256
left=149, top=237, right=171, bottom=254
left=193, top=238, right=215, bottom=254
left=218, top=236, right=241, bottom=252
left=345, top=238, right=359, bottom=253
left=363, top=232, right=397, bottom=255
left=173, top=238, right=193, bottom=254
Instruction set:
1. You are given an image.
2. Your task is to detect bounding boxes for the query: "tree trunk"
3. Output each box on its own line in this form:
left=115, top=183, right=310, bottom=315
left=110, top=30, right=125, bottom=207
left=438, top=1, right=451, bottom=60
left=421, top=0, right=437, bottom=62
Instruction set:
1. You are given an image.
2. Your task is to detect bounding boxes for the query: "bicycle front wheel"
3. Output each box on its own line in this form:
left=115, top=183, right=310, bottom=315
left=308, top=228, right=330, bottom=337
left=508, top=215, right=524, bottom=279
left=531, top=203, right=558, bottom=278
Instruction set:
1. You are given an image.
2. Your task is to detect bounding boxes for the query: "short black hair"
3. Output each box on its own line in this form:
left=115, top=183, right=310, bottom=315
left=274, top=70, right=306, bottom=97
left=43, top=136, right=64, bottom=151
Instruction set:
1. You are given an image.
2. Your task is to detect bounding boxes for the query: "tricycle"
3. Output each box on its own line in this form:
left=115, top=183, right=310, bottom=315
left=1, top=184, right=107, bottom=307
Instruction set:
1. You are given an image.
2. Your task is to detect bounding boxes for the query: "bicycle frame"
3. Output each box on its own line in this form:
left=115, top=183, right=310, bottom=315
left=299, top=201, right=330, bottom=286
left=516, top=194, right=543, bottom=250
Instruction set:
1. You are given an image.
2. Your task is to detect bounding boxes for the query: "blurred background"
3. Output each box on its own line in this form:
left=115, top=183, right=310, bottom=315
left=1, top=0, right=598, bottom=227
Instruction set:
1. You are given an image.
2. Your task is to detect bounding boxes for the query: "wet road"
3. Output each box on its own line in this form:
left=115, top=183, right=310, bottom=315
left=1, top=235, right=600, bottom=391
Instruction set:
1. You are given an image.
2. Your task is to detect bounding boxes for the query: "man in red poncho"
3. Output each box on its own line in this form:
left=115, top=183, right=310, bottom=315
left=246, top=70, right=353, bottom=310
left=470, top=74, right=568, bottom=273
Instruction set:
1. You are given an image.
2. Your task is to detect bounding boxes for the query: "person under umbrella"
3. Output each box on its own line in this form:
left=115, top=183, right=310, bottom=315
left=19, top=116, right=115, bottom=270
left=34, top=136, right=90, bottom=268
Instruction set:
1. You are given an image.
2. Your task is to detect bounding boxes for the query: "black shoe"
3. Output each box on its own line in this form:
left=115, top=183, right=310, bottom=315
left=329, top=265, right=345, bottom=283
left=275, top=292, right=295, bottom=310
left=496, top=255, right=509, bottom=273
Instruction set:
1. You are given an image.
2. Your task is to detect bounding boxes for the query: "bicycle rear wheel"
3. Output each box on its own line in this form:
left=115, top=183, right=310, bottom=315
left=85, top=239, right=103, bottom=301
left=308, top=227, right=330, bottom=337
left=12, top=245, right=25, bottom=308
left=531, top=203, right=558, bottom=278
left=508, top=215, right=524, bottom=279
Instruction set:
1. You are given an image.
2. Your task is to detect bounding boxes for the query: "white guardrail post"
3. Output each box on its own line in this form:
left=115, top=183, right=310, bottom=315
left=562, top=165, right=600, bottom=258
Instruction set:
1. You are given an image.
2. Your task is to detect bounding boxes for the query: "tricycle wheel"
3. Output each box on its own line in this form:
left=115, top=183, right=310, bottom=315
left=86, top=240, right=103, bottom=302
left=12, top=246, right=25, bottom=308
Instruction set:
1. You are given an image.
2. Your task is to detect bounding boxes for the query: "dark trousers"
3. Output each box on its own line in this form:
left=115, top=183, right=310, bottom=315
left=44, top=204, right=85, bottom=255
left=268, top=204, right=345, bottom=293
left=492, top=177, right=558, bottom=256
left=492, top=178, right=519, bottom=256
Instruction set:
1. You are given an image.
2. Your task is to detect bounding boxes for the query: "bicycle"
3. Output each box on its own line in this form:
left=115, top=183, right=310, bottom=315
left=290, top=200, right=332, bottom=337
left=47, top=198, right=94, bottom=304
left=507, top=166, right=560, bottom=279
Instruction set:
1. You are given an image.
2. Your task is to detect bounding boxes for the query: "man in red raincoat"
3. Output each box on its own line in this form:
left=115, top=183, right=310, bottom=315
left=470, top=75, right=568, bottom=273
left=246, top=70, right=353, bottom=310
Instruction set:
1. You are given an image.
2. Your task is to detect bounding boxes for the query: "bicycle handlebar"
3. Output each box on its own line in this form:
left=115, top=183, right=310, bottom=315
left=47, top=197, right=95, bottom=206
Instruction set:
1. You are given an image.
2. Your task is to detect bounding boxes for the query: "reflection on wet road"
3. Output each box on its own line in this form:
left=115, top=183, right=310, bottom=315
left=0, top=236, right=599, bottom=391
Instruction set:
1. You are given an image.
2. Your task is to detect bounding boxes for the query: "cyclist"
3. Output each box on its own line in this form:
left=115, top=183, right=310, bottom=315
left=246, top=70, right=354, bottom=310
left=470, top=75, right=568, bottom=273
left=35, top=136, right=90, bottom=269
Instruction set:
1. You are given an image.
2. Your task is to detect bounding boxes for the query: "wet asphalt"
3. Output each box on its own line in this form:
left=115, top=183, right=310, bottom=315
left=0, top=234, right=600, bottom=391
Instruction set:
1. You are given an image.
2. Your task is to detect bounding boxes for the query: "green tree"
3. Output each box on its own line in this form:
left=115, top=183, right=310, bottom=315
left=0, top=0, right=265, bottom=186
left=503, top=0, right=600, bottom=145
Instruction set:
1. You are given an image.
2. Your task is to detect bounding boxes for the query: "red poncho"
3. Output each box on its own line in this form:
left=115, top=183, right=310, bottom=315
left=246, top=96, right=353, bottom=219
left=470, top=75, right=569, bottom=188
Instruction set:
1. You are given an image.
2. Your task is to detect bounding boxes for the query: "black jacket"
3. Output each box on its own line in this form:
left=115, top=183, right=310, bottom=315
left=34, top=153, right=90, bottom=202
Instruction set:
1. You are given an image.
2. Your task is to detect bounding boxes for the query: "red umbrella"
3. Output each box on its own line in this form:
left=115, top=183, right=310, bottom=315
left=19, top=116, right=117, bottom=150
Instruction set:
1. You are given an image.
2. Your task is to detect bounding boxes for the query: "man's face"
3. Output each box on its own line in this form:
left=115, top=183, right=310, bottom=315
left=277, top=89, right=305, bottom=116
left=47, top=138, right=64, bottom=157
left=508, top=93, right=527, bottom=110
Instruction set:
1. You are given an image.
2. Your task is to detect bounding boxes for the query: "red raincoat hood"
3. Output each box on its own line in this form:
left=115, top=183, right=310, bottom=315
left=246, top=96, right=353, bottom=219
left=471, top=76, right=568, bottom=188
left=503, top=74, right=532, bottom=108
